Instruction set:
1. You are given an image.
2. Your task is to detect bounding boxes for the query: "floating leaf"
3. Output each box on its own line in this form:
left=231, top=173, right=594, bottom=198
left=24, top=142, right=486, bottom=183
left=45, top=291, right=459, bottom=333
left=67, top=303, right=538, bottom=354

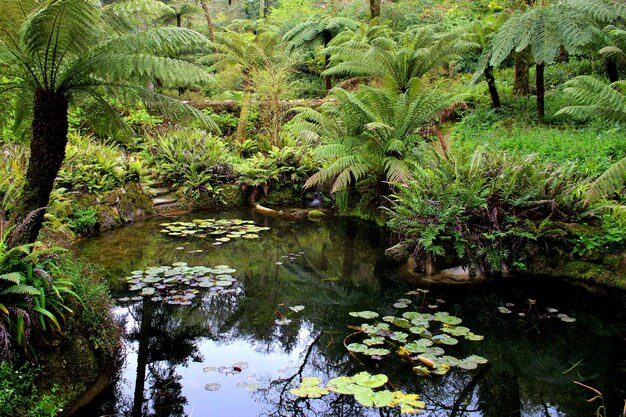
left=289, top=305, right=305, bottom=313
left=363, top=336, right=385, bottom=346
left=354, top=388, right=395, bottom=407
left=432, top=334, right=458, bottom=345
left=290, top=377, right=329, bottom=398
left=352, top=372, right=388, bottom=388
left=275, top=318, right=292, bottom=326
left=233, top=361, right=249, bottom=370
left=349, top=311, right=379, bottom=319
left=347, top=343, right=368, bottom=353
left=203, top=366, right=217, bottom=373
left=205, top=383, right=221, bottom=391
left=404, top=339, right=433, bottom=353
left=364, top=348, right=390, bottom=356
left=327, top=377, right=360, bottom=395
left=389, top=332, right=409, bottom=342
left=498, top=307, right=512, bottom=314
left=434, top=312, right=462, bottom=325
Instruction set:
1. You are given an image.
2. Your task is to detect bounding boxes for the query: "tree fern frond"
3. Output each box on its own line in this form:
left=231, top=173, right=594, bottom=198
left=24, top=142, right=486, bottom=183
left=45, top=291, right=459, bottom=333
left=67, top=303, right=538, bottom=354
left=585, top=156, right=626, bottom=205
left=103, top=0, right=173, bottom=32
left=0, top=272, right=22, bottom=285
left=2, top=284, right=40, bottom=296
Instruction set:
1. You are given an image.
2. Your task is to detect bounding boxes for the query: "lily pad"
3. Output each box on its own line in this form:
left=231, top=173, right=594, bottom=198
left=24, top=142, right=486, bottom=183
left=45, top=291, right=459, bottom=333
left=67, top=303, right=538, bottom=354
left=289, top=305, right=305, bottom=313
left=352, top=372, right=388, bottom=388
left=290, top=377, right=329, bottom=398
left=354, top=388, right=395, bottom=407
left=349, top=311, right=379, bottom=319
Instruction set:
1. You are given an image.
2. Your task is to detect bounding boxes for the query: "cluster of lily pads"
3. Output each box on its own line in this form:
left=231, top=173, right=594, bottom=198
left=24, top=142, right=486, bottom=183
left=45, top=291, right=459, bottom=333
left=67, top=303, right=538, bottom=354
left=159, top=219, right=270, bottom=246
left=123, top=262, right=238, bottom=305
left=346, top=301, right=488, bottom=375
left=497, top=300, right=577, bottom=323
left=290, top=372, right=425, bottom=414
left=203, top=361, right=260, bottom=392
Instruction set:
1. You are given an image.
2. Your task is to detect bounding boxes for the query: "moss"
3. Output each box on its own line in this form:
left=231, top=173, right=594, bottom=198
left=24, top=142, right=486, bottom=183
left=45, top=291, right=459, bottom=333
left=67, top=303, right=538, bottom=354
left=258, top=187, right=301, bottom=206
left=218, top=184, right=245, bottom=207
left=527, top=255, right=626, bottom=289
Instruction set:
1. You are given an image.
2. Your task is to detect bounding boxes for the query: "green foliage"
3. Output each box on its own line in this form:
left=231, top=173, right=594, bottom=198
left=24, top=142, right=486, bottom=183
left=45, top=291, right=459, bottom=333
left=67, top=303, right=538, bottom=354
left=236, top=146, right=318, bottom=201
left=0, top=239, right=81, bottom=358
left=572, top=214, right=626, bottom=257
left=323, top=24, right=477, bottom=93
left=69, top=208, right=99, bottom=236
left=387, top=147, right=587, bottom=273
left=150, top=129, right=233, bottom=200
left=453, top=109, right=626, bottom=176
left=58, top=133, right=143, bottom=193
left=0, top=362, right=63, bottom=417
left=0, top=144, right=28, bottom=217
left=290, top=82, right=463, bottom=204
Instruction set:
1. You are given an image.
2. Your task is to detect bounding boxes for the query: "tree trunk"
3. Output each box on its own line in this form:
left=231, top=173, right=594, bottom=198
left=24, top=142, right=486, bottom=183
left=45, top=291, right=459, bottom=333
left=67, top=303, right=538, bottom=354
left=176, top=14, right=181, bottom=27
left=259, top=0, right=264, bottom=18
left=323, top=30, right=332, bottom=94
left=235, top=71, right=253, bottom=143
left=513, top=52, right=530, bottom=96
left=9, top=90, right=69, bottom=247
left=369, top=0, right=380, bottom=20
left=536, top=62, right=545, bottom=124
left=199, top=0, right=215, bottom=42
left=606, top=59, right=618, bottom=83
left=484, top=64, right=501, bottom=109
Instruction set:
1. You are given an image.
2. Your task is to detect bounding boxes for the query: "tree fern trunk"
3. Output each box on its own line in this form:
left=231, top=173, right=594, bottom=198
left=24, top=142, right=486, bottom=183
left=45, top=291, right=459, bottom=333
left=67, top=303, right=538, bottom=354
left=536, top=62, right=545, bottom=124
left=9, top=90, right=69, bottom=247
left=235, top=72, right=253, bottom=143
left=606, top=59, right=619, bottom=83
left=513, top=52, right=530, bottom=96
left=484, top=64, right=501, bottom=109
left=199, top=0, right=215, bottom=43
left=323, top=30, right=332, bottom=94
left=369, top=0, right=380, bottom=20
left=259, top=0, right=264, bottom=18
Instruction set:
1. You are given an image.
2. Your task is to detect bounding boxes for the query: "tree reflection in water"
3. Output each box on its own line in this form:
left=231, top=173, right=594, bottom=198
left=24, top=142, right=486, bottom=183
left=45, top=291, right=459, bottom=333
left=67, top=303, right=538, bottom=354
left=74, top=210, right=626, bottom=417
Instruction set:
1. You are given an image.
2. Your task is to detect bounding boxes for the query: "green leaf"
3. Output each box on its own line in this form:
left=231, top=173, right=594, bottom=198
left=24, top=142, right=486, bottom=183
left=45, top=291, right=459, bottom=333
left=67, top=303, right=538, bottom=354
left=349, top=310, right=379, bottom=319
left=354, top=388, right=395, bottom=407
left=352, top=372, right=388, bottom=388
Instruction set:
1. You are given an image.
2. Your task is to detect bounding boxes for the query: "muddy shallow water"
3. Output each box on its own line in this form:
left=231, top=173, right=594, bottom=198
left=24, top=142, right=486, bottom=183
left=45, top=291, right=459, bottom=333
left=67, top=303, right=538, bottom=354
left=74, top=209, right=626, bottom=417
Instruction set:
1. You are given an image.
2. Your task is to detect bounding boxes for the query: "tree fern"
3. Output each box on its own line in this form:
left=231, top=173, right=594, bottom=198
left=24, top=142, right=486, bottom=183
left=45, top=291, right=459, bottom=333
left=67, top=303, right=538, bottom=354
left=556, top=76, right=626, bottom=203
left=0, top=0, right=217, bottom=246
left=292, top=83, right=464, bottom=197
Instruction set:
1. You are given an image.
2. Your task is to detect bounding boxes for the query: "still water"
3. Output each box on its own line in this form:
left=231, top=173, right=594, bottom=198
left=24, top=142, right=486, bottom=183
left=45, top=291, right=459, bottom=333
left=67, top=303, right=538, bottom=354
left=74, top=209, right=626, bottom=417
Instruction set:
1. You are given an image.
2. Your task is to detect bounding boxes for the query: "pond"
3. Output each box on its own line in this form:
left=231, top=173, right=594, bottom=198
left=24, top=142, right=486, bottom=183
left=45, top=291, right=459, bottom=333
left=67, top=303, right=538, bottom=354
left=74, top=209, right=626, bottom=417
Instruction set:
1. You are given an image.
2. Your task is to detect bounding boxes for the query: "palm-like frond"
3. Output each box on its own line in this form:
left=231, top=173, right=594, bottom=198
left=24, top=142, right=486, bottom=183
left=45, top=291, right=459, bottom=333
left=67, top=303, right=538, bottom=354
left=323, top=26, right=476, bottom=93
left=585, top=156, right=626, bottom=205
left=283, top=16, right=358, bottom=50
left=103, top=0, right=174, bottom=32
left=556, top=77, right=626, bottom=124
left=556, top=76, right=626, bottom=203
left=490, top=0, right=621, bottom=67
left=0, top=0, right=216, bottom=133
left=293, top=83, right=464, bottom=193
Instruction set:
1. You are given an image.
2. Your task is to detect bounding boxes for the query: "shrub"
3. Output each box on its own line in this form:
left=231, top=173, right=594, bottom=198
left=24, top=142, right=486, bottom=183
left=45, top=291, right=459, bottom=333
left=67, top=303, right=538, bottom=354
left=150, top=129, right=234, bottom=200
left=387, top=147, right=587, bottom=273
left=69, top=208, right=99, bottom=236
left=58, top=133, right=144, bottom=193
left=0, top=362, right=63, bottom=417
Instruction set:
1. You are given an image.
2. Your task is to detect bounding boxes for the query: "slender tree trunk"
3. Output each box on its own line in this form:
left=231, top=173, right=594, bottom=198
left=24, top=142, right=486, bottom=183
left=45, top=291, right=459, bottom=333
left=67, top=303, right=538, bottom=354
left=259, top=0, right=264, bottom=18
left=536, top=62, right=545, bottom=124
left=9, top=90, right=69, bottom=247
left=199, top=0, right=215, bottom=42
left=484, top=64, right=501, bottom=109
left=323, top=30, right=332, bottom=94
left=235, top=70, right=253, bottom=143
left=176, top=14, right=181, bottom=27
left=513, top=52, right=530, bottom=96
left=606, top=59, right=619, bottom=83
left=369, top=0, right=380, bottom=20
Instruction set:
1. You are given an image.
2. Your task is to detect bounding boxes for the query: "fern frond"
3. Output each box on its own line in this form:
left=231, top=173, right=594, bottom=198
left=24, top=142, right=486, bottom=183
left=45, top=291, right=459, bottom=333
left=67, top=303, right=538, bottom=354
left=585, top=156, right=626, bottom=205
left=2, top=284, right=40, bottom=296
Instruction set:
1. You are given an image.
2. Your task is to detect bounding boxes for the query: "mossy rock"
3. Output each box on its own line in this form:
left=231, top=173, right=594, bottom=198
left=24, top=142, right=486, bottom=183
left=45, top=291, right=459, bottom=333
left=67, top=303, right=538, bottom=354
left=307, top=210, right=326, bottom=219
left=219, top=184, right=246, bottom=207
left=258, top=187, right=301, bottom=206
left=527, top=255, right=626, bottom=289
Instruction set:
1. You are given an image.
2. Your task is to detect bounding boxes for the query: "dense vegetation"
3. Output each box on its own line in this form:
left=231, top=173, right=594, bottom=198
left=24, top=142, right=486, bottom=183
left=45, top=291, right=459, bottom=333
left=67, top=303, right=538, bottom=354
left=0, top=0, right=625, bottom=413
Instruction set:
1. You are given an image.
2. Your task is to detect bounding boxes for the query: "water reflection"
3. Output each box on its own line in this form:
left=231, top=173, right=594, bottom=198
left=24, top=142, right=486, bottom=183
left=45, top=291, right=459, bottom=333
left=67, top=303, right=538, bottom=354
left=74, top=210, right=626, bottom=417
